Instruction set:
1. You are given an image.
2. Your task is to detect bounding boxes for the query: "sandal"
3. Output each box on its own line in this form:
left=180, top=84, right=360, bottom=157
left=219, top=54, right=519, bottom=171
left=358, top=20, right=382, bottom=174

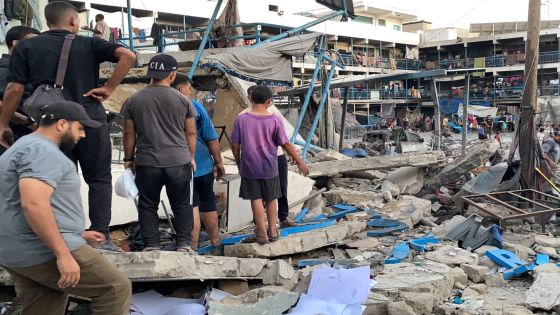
left=268, top=227, right=281, bottom=242
left=241, top=236, right=269, bottom=244
left=176, top=246, right=197, bottom=255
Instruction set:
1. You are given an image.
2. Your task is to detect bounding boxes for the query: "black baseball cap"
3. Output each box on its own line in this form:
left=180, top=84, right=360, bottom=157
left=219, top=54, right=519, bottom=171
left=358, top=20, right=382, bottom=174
left=147, top=54, right=178, bottom=80
left=40, top=101, right=103, bottom=128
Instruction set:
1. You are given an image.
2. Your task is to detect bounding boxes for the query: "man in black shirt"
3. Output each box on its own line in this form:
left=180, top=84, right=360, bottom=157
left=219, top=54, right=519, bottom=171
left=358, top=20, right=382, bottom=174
left=0, top=26, right=40, bottom=144
left=0, top=1, right=136, bottom=250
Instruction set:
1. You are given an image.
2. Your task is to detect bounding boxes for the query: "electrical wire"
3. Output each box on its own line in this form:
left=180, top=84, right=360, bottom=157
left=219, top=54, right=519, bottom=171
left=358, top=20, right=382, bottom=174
left=423, top=0, right=490, bottom=44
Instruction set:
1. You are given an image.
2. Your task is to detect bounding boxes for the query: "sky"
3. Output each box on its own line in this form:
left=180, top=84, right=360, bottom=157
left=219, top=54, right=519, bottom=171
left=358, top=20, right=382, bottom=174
left=281, top=0, right=560, bottom=29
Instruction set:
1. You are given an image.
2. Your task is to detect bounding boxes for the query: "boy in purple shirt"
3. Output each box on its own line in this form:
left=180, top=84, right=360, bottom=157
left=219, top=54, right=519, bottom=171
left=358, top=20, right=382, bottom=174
left=231, top=86, right=308, bottom=244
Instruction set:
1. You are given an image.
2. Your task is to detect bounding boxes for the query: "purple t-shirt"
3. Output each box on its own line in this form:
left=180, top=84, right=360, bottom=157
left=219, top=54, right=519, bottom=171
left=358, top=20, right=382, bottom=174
left=231, top=112, right=289, bottom=179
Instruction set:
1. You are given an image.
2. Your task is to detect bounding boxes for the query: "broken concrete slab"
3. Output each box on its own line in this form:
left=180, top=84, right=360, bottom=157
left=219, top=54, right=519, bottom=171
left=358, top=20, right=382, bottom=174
left=427, top=140, right=499, bottom=188
left=311, top=149, right=351, bottom=162
left=306, top=151, right=444, bottom=178
left=534, top=263, right=560, bottom=275
left=526, top=272, right=560, bottom=311
left=381, top=181, right=401, bottom=199
left=502, top=242, right=535, bottom=260
left=387, top=301, right=416, bottom=315
left=224, top=221, right=366, bottom=258
left=425, top=245, right=477, bottom=267
left=386, top=166, right=425, bottom=195
left=449, top=267, right=469, bottom=286
left=503, top=232, right=535, bottom=248
left=374, top=261, right=454, bottom=315
left=208, top=286, right=299, bottom=315
left=345, top=238, right=380, bottom=251
left=363, top=292, right=390, bottom=315
left=323, top=188, right=385, bottom=209
left=534, top=234, right=560, bottom=248
left=398, top=291, right=434, bottom=315
left=380, top=196, right=431, bottom=229
left=484, top=273, right=507, bottom=287
left=94, top=251, right=288, bottom=283
left=469, top=283, right=488, bottom=295
left=460, top=264, right=489, bottom=283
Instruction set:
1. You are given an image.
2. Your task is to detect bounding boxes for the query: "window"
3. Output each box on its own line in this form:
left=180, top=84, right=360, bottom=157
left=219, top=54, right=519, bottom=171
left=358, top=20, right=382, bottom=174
left=354, top=15, right=373, bottom=24
left=378, top=19, right=386, bottom=26
left=393, top=25, right=401, bottom=31
left=269, top=5, right=279, bottom=12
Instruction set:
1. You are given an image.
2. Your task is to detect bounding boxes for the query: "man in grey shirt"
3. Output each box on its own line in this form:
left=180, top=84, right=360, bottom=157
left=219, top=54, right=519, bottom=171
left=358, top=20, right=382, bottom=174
left=122, top=54, right=197, bottom=253
left=0, top=101, right=131, bottom=314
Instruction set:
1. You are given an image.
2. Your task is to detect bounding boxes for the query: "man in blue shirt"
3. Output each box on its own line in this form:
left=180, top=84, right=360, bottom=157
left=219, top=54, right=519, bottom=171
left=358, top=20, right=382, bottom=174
left=174, top=77, right=224, bottom=249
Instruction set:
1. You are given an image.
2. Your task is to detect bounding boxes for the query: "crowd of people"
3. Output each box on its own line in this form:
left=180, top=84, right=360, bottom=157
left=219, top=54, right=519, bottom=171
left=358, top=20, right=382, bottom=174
left=0, top=1, right=308, bottom=314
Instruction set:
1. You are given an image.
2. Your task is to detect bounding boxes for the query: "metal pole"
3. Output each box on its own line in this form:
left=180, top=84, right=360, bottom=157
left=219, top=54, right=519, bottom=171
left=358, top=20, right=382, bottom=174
left=302, top=63, right=338, bottom=159
left=291, top=36, right=325, bottom=144
left=430, top=79, right=441, bottom=150
left=120, top=8, right=125, bottom=42
left=187, top=0, right=224, bottom=79
left=183, top=15, right=187, bottom=41
left=463, top=74, right=470, bottom=155
left=339, top=87, right=349, bottom=150
left=126, top=0, right=134, bottom=51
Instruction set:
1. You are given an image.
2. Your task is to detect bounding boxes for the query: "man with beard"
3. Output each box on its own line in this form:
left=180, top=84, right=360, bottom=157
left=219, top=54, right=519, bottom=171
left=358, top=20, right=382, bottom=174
left=0, top=101, right=131, bottom=314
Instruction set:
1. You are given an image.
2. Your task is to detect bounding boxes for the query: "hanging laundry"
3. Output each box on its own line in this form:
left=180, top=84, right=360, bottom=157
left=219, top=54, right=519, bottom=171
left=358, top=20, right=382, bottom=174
left=473, top=57, right=485, bottom=78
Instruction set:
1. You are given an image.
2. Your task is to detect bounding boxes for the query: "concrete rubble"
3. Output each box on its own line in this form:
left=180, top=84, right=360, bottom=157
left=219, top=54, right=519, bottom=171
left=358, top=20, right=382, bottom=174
left=224, top=221, right=366, bottom=258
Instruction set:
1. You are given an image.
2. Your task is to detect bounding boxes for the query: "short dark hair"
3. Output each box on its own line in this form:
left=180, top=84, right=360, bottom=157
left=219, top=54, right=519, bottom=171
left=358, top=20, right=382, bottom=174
left=38, top=117, right=59, bottom=127
left=172, top=77, right=193, bottom=90
left=250, top=86, right=272, bottom=104
left=45, top=1, right=78, bottom=27
left=95, top=14, right=104, bottom=20
left=5, top=26, right=40, bottom=49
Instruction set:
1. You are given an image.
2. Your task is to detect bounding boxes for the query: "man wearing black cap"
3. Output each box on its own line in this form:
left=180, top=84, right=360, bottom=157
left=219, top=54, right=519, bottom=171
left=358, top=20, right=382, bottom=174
left=0, top=2, right=136, bottom=251
left=0, top=101, right=131, bottom=314
left=122, top=54, right=197, bottom=253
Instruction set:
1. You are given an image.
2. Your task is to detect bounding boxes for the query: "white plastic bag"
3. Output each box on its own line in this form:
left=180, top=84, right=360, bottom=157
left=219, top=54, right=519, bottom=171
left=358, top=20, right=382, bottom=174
left=115, top=169, right=138, bottom=201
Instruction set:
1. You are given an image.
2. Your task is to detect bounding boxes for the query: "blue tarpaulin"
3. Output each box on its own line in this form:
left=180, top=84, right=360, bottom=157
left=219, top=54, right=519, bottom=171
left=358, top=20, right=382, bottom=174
left=438, top=98, right=492, bottom=115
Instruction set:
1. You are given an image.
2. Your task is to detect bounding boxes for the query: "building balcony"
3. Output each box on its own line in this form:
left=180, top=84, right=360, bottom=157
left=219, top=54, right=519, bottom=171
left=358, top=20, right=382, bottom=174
left=423, top=51, right=560, bottom=71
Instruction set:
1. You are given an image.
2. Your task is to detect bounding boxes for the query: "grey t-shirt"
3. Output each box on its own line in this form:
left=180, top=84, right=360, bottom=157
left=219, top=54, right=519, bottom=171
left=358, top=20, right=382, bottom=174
left=543, top=137, right=560, bottom=164
left=122, top=85, right=195, bottom=167
left=0, top=134, right=86, bottom=268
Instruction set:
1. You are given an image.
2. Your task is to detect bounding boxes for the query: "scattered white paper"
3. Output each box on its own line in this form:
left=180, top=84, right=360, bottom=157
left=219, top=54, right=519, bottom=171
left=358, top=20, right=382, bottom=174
left=290, top=266, right=373, bottom=315
left=207, top=288, right=233, bottom=302
left=307, top=265, right=371, bottom=305
left=131, top=290, right=203, bottom=315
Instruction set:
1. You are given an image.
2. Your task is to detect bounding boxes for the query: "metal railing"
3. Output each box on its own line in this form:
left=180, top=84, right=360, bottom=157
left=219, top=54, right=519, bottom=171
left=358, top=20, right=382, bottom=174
left=426, top=51, right=560, bottom=70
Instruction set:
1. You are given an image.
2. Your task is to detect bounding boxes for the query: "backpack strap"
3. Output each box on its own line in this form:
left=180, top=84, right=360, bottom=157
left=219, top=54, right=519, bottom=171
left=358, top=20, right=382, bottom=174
left=54, top=34, right=75, bottom=88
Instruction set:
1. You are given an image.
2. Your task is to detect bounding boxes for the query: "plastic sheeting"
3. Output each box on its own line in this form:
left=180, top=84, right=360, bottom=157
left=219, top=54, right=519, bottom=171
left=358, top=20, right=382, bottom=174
left=457, top=104, right=499, bottom=118
left=201, top=33, right=321, bottom=84
left=439, top=98, right=493, bottom=115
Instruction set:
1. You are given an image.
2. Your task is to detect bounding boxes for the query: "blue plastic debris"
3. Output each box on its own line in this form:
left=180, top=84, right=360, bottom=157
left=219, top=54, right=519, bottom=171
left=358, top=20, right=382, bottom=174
left=536, top=254, right=550, bottom=266
left=485, top=249, right=526, bottom=269
left=294, top=208, right=309, bottom=223
left=340, top=148, right=367, bottom=158
left=298, top=259, right=330, bottom=267
left=332, top=204, right=358, bottom=211
left=384, top=242, right=410, bottom=264
left=503, top=263, right=535, bottom=280
left=409, top=233, right=440, bottom=252
left=328, top=208, right=361, bottom=220
left=281, top=220, right=337, bottom=237
left=197, top=245, right=222, bottom=255
left=367, top=219, right=409, bottom=237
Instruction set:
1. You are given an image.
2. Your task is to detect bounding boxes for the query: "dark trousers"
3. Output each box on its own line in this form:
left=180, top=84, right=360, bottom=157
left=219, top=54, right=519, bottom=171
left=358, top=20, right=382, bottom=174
left=135, top=163, right=194, bottom=247
left=69, top=123, right=112, bottom=234
left=277, top=155, right=289, bottom=221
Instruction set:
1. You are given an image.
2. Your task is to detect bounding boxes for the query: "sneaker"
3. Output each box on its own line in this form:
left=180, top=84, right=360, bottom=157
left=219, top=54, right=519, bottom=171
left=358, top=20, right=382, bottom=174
left=95, top=239, right=123, bottom=252
left=280, top=218, right=298, bottom=228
